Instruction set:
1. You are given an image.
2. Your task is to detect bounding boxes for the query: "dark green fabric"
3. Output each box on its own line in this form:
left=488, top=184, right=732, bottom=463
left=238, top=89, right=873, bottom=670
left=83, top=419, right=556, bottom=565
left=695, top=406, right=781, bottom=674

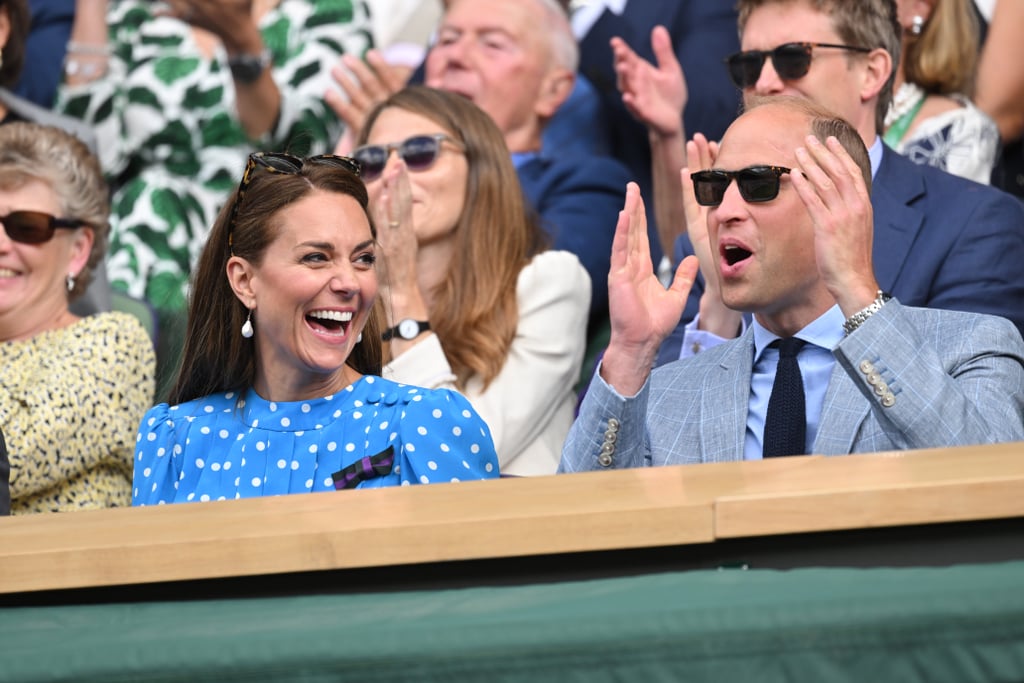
left=4, top=562, right=1024, bottom=682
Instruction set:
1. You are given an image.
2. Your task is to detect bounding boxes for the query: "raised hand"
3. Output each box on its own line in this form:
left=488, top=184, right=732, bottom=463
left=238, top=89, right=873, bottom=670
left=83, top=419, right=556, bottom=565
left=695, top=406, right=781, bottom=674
left=791, top=135, right=879, bottom=316
left=371, top=159, right=419, bottom=296
left=601, top=183, right=698, bottom=396
left=612, top=26, right=688, bottom=138
left=327, top=50, right=412, bottom=154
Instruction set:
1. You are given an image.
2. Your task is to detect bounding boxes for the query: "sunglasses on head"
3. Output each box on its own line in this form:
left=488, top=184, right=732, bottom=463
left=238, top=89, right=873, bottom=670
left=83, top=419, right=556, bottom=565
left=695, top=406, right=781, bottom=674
left=353, top=134, right=462, bottom=182
left=0, top=210, right=86, bottom=245
left=690, top=166, right=792, bottom=207
left=227, top=152, right=361, bottom=250
left=725, top=42, right=872, bottom=89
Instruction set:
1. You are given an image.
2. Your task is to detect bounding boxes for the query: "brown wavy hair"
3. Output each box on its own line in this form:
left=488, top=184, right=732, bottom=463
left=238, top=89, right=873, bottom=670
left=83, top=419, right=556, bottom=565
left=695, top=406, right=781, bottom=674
left=169, top=160, right=385, bottom=404
left=357, top=86, right=549, bottom=389
left=0, top=0, right=30, bottom=88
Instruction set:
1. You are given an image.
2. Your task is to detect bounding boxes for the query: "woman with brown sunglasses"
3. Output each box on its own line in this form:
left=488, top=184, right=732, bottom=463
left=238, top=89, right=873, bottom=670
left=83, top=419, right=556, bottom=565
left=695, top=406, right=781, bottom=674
left=0, top=122, right=155, bottom=514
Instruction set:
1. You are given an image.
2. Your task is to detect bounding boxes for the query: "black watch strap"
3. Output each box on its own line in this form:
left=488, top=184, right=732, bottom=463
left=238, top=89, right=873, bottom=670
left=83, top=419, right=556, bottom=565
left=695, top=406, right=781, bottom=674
left=382, top=319, right=431, bottom=342
left=228, top=48, right=272, bottom=84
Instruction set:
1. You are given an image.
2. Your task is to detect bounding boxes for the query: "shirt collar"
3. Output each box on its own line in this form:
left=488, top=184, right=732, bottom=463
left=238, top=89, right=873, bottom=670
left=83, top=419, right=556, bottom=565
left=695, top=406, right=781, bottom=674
left=868, top=135, right=883, bottom=179
left=751, top=304, right=846, bottom=363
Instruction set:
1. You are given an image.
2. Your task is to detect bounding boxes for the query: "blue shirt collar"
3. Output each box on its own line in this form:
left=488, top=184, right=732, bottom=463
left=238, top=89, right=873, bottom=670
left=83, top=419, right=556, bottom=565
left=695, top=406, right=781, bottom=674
left=868, top=135, right=883, bottom=179
left=751, top=304, right=846, bottom=362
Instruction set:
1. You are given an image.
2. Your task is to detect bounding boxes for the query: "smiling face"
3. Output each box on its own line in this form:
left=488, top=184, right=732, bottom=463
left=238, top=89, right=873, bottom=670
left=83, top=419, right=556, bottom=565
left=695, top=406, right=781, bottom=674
left=0, top=178, right=92, bottom=340
left=707, top=105, right=835, bottom=334
left=740, top=1, right=878, bottom=140
left=229, top=190, right=379, bottom=400
left=362, top=107, right=469, bottom=249
left=424, top=0, right=570, bottom=152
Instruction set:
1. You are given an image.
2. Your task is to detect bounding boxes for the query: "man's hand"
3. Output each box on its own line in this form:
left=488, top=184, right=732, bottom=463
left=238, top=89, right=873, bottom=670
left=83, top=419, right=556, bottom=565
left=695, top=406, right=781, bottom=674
left=791, top=135, right=879, bottom=316
left=612, top=26, right=688, bottom=139
left=327, top=50, right=412, bottom=154
left=601, top=183, right=698, bottom=396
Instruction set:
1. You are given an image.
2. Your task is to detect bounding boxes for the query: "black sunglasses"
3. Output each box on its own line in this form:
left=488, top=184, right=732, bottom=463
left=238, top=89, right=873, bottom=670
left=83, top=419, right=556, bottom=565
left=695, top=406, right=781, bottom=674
left=0, top=210, right=86, bottom=245
left=691, top=166, right=792, bottom=206
left=227, top=152, right=361, bottom=250
left=352, top=134, right=462, bottom=181
left=725, top=42, right=872, bottom=89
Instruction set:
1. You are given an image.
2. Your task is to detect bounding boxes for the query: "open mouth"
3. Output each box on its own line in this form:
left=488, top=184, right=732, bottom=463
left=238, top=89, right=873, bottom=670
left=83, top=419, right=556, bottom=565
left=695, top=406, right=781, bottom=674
left=722, top=244, right=752, bottom=266
left=306, top=309, right=354, bottom=337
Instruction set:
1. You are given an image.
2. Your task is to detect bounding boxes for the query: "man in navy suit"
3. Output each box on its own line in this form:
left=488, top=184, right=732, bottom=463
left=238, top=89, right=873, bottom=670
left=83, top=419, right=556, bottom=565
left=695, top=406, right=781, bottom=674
left=615, top=0, right=1024, bottom=364
left=561, top=97, right=1024, bottom=472
left=424, top=0, right=631, bottom=337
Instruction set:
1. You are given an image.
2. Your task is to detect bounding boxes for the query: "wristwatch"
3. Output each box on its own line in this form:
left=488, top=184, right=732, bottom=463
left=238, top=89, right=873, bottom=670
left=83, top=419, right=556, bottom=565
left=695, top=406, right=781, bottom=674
left=382, top=319, right=431, bottom=342
left=842, top=290, right=892, bottom=335
left=228, top=48, right=272, bottom=84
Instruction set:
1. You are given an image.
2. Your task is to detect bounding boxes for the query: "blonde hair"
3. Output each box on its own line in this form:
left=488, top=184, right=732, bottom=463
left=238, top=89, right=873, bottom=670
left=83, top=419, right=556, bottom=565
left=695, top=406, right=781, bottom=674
left=903, top=0, right=979, bottom=95
left=0, top=122, right=110, bottom=301
left=359, top=87, right=549, bottom=389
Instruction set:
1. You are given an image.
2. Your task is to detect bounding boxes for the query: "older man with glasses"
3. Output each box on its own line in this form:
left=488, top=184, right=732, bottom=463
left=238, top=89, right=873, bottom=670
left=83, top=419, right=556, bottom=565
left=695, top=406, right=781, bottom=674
left=559, top=96, right=1024, bottom=471
left=611, top=0, right=1024, bottom=364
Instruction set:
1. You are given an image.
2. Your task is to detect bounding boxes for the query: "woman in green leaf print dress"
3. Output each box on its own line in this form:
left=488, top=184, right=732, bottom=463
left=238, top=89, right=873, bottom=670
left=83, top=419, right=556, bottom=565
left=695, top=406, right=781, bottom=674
left=56, top=0, right=373, bottom=396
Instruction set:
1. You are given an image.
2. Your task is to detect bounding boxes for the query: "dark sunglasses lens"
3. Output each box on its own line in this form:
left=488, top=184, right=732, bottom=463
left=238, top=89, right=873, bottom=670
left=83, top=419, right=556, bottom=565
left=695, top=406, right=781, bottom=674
left=726, top=52, right=766, bottom=89
left=261, top=153, right=302, bottom=173
left=737, top=169, right=782, bottom=202
left=4, top=211, right=54, bottom=244
left=771, top=44, right=813, bottom=80
left=400, top=136, right=441, bottom=170
left=691, top=172, right=729, bottom=206
left=353, top=147, right=387, bottom=180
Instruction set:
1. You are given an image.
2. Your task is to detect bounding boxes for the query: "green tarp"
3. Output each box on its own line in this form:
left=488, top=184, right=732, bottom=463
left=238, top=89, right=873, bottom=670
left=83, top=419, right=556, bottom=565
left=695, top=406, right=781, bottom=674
left=4, top=561, right=1024, bottom=682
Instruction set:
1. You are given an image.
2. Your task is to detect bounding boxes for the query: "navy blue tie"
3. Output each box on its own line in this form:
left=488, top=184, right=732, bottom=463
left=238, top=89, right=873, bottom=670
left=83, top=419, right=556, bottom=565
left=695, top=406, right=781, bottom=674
left=763, top=338, right=808, bottom=458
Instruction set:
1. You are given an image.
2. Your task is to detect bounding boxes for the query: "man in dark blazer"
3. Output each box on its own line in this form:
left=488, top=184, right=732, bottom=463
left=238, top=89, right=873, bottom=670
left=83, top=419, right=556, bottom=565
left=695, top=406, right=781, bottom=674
left=654, top=0, right=1024, bottom=364
left=561, top=98, right=1024, bottom=472
left=425, top=0, right=631, bottom=336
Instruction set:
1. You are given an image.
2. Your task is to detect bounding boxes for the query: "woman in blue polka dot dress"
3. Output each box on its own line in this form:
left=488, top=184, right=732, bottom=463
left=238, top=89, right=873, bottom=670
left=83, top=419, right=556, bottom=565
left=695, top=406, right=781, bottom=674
left=132, top=153, right=499, bottom=505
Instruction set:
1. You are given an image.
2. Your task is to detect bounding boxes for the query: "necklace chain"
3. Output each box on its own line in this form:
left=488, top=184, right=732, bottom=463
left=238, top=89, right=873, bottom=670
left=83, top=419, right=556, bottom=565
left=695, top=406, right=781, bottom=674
left=885, top=82, right=925, bottom=128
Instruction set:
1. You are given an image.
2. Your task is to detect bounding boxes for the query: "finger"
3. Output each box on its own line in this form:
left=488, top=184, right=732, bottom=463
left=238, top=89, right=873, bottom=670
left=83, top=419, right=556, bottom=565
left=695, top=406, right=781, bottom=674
left=365, top=50, right=409, bottom=92
left=826, top=135, right=870, bottom=199
left=342, top=54, right=387, bottom=101
left=331, top=63, right=372, bottom=112
left=680, top=167, right=700, bottom=230
left=667, top=254, right=699, bottom=299
left=650, top=25, right=681, bottom=75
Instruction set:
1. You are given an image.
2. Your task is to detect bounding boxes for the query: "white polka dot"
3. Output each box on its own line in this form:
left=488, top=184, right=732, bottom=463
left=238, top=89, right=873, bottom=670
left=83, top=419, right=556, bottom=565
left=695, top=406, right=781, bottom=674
left=147, top=416, right=157, bottom=426
left=180, top=471, right=186, bottom=481
left=143, top=467, right=152, bottom=477
left=204, top=405, right=214, bottom=413
left=256, top=441, right=266, bottom=451
left=200, top=494, right=210, bottom=502
left=223, top=461, right=232, bottom=470
left=195, top=458, right=205, bottom=469
left=419, top=475, right=430, bottom=484
left=450, top=477, right=460, bottom=483
left=219, top=429, right=230, bottom=439
left=187, top=492, right=195, bottom=501
left=328, top=442, right=338, bottom=452
left=251, top=477, right=262, bottom=487
left=200, top=426, right=211, bottom=435
left=226, top=392, right=235, bottom=399
left=174, top=444, right=182, bottom=455
left=269, top=403, right=278, bottom=412
left=401, top=480, right=411, bottom=486
left=485, top=463, right=494, bottom=473
left=147, top=432, right=157, bottom=442
left=452, top=426, right=462, bottom=436
left=462, top=460, right=471, bottom=469
left=412, top=395, right=423, bottom=402
left=354, top=400, right=363, bottom=407
left=277, top=459, right=287, bottom=469
left=252, top=419, right=260, bottom=427
left=440, top=443, right=450, bottom=452
left=241, top=458, right=247, bottom=466
left=305, top=479, right=314, bottom=489
left=334, top=410, right=343, bottom=418
left=309, top=444, right=318, bottom=453
left=295, top=431, right=305, bottom=437
left=406, top=443, right=416, bottom=452
left=365, top=376, right=375, bottom=384
left=281, top=417, right=291, bottom=427
left=345, top=443, right=355, bottom=452
left=471, top=444, right=480, bottom=454
left=394, top=465, right=401, bottom=474
left=234, top=477, right=240, bottom=486
left=390, top=432, right=398, bottom=441
left=417, top=426, right=427, bottom=436
left=301, top=403, right=311, bottom=413
left=236, top=434, right=244, bottom=441
left=353, top=411, right=363, bottom=419
left=427, top=461, right=438, bottom=470
left=462, top=409, right=471, bottom=418
left=379, top=421, right=389, bottom=430
left=291, top=461, right=300, bottom=470
left=323, top=477, right=333, bottom=487
left=211, top=463, right=221, bottom=472
left=432, top=409, right=443, bottom=419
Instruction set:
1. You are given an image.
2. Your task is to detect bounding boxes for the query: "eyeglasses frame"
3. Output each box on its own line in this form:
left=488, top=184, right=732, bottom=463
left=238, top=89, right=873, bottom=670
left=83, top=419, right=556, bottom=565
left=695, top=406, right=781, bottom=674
left=724, top=42, right=873, bottom=89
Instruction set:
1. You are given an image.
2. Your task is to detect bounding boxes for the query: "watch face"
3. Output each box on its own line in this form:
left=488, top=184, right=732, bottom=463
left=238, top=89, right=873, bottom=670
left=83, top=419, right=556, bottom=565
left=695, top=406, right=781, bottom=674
left=397, top=319, right=419, bottom=340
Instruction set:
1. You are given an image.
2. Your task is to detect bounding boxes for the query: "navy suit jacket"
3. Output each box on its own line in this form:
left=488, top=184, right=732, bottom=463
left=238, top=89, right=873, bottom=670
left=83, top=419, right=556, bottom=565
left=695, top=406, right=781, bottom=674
left=659, top=144, right=1024, bottom=365
left=517, top=150, right=632, bottom=331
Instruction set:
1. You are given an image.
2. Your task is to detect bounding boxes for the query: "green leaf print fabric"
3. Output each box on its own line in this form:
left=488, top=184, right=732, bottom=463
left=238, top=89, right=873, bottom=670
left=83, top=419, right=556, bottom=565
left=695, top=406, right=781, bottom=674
left=55, top=0, right=373, bottom=318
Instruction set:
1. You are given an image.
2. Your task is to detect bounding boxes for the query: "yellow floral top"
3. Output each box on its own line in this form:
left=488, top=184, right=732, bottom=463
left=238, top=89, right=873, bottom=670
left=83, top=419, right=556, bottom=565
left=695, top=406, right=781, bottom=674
left=0, top=312, right=156, bottom=514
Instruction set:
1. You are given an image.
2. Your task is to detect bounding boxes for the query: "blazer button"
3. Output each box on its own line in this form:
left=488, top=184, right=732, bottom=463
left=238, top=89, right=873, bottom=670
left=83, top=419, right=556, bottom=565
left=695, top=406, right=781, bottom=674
left=881, top=393, right=896, bottom=407
left=603, top=430, right=617, bottom=443
left=859, top=360, right=875, bottom=374
left=866, top=372, right=881, bottom=386
left=874, top=382, right=889, bottom=396
left=607, top=418, right=620, bottom=431
left=598, top=453, right=613, bottom=467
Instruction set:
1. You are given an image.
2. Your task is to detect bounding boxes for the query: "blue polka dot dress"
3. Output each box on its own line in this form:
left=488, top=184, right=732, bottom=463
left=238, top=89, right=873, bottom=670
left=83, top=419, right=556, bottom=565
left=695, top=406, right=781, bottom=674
left=132, top=376, right=499, bottom=506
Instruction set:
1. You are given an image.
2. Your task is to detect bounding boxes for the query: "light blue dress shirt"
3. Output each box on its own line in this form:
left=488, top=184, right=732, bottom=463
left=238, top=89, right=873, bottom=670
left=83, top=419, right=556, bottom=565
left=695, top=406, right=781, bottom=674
left=744, top=305, right=846, bottom=459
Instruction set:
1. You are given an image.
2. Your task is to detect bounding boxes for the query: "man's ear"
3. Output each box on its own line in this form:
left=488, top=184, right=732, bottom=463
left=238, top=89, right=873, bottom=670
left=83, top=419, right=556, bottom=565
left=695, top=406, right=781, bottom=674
left=860, top=47, right=893, bottom=105
left=226, top=255, right=257, bottom=309
left=535, top=67, right=575, bottom=120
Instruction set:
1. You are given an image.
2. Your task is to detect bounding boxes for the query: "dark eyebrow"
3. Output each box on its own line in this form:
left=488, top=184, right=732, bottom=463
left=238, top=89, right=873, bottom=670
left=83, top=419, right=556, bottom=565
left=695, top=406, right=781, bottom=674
left=353, top=239, right=375, bottom=252
left=297, top=241, right=334, bottom=251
